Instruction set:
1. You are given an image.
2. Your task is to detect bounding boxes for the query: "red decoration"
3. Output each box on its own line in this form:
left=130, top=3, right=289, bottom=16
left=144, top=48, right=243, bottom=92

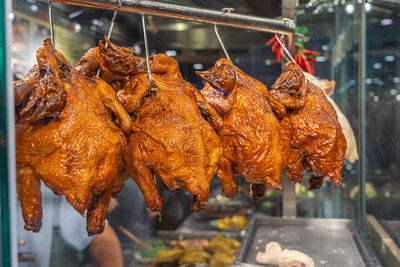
left=266, top=36, right=320, bottom=75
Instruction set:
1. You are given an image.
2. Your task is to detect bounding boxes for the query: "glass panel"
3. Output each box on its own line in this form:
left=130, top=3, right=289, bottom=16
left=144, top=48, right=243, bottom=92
left=295, top=1, right=361, bottom=220
left=364, top=1, right=400, bottom=265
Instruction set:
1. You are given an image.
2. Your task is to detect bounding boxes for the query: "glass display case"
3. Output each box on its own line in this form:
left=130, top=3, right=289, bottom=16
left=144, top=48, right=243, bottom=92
left=1, top=0, right=399, bottom=266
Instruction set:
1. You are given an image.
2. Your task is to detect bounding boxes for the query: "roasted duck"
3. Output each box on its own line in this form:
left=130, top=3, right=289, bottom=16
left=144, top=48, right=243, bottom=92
left=76, top=38, right=238, bottom=212
left=304, top=72, right=358, bottom=163
left=15, top=39, right=131, bottom=235
left=196, top=59, right=289, bottom=195
left=270, top=62, right=346, bottom=189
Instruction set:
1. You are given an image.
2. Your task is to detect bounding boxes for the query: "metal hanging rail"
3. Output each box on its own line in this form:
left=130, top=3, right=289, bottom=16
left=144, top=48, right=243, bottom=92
left=42, top=0, right=295, bottom=35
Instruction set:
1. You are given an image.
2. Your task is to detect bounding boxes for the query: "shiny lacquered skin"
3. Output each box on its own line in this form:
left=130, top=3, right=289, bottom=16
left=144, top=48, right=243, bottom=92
left=76, top=38, right=237, bottom=212
left=15, top=39, right=131, bottom=235
left=197, top=58, right=289, bottom=197
left=270, top=62, right=346, bottom=189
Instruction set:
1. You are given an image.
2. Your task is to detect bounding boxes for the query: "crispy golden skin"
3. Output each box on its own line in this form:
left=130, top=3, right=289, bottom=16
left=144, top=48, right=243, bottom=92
left=15, top=39, right=131, bottom=235
left=270, top=63, right=346, bottom=189
left=77, top=38, right=235, bottom=212
left=197, top=59, right=289, bottom=195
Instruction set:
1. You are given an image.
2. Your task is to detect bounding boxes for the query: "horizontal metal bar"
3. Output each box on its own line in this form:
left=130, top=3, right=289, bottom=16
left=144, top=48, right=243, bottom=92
left=45, top=0, right=295, bottom=35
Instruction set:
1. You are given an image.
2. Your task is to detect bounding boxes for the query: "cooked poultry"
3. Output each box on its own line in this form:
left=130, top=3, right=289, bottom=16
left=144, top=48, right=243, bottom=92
left=256, top=241, right=315, bottom=267
left=76, top=38, right=238, bottom=212
left=196, top=58, right=288, bottom=195
left=304, top=72, right=358, bottom=163
left=15, top=39, right=131, bottom=235
left=270, top=62, right=346, bottom=189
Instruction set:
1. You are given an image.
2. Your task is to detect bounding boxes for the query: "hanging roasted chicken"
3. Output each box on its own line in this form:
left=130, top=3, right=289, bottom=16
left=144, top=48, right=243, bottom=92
left=76, top=38, right=238, bottom=212
left=196, top=59, right=289, bottom=197
left=270, top=62, right=346, bottom=189
left=15, top=39, right=132, bottom=235
left=304, top=72, right=358, bottom=164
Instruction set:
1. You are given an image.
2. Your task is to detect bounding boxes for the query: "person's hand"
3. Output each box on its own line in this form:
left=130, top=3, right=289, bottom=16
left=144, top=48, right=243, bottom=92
left=108, top=198, right=119, bottom=212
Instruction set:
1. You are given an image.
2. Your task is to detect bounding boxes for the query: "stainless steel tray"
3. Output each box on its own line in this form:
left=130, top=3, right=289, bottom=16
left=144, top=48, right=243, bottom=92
left=235, top=214, right=380, bottom=267
left=157, top=230, right=242, bottom=241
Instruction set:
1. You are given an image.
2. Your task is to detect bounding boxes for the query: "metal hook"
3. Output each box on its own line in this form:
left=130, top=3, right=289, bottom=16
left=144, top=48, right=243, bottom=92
left=141, top=13, right=152, bottom=85
left=215, top=8, right=238, bottom=81
left=214, top=24, right=231, bottom=62
left=106, top=0, right=123, bottom=42
left=276, top=34, right=291, bottom=63
left=48, top=0, right=55, bottom=50
left=274, top=33, right=306, bottom=78
left=97, top=0, right=123, bottom=77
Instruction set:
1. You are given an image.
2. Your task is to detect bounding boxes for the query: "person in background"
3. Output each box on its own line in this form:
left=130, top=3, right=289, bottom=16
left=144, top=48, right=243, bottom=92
left=17, top=185, right=123, bottom=267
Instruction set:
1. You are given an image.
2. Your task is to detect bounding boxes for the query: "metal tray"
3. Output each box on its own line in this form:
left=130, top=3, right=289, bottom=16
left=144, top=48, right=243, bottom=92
left=235, top=214, right=380, bottom=267
left=157, top=229, right=242, bottom=241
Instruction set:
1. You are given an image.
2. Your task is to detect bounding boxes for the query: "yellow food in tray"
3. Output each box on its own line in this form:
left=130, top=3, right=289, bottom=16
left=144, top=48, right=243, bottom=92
left=214, top=215, right=249, bottom=230
left=153, top=235, right=240, bottom=267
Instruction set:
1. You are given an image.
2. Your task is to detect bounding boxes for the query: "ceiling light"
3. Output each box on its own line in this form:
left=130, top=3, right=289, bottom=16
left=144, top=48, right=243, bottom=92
left=345, top=4, right=354, bottom=14
left=365, top=3, right=371, bottom=12
left=390, top=89, right=397, bottom=95
left=72, top=22, right=81, bottom=33
left=165, top=50, right=177, bottom=57
left=397, top=94, right=400, bottom=101
left=30, top=4, right=38, bottom=12
left=384, top=55, right=395, bottom=62
left=193, top=63, right=203, bottom=70
left=91, top=19, right=103, bottom=27
left=373, top=63, right=382, bottom=69
left=373, top=95, right=379, bottom=102
left=380, top=19, right=392, bottom=26
left=133, top=44, right=141, bottom=55
left=175, top=23, right=188, bottom=31
left=265, top=59, right=271, bottom=65
left=321, top=45, right=328, bottom=51
left=366, top=78, right=372, bottom=85
left=393, top=77, right=400, bottom=83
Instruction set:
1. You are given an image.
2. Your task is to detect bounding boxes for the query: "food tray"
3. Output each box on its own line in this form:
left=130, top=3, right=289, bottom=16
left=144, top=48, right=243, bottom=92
left=157, top=230, right=242, bottom=241
left=235, top=214, right=380, bottom=267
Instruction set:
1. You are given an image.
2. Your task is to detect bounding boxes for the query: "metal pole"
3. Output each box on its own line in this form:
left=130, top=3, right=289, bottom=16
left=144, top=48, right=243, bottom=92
left=281, top=0, right=297, bottom=219
left=358, top=0, right=367, bottom=233
left=40, top=0, right=295, bottom=35
left=3, top=0, right=18, bottom=265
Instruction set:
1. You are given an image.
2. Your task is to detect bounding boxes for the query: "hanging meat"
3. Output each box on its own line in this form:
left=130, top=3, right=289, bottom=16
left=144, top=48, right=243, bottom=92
left=304, top=72, right=359, bottom=164
left=15, top=39, right=132, bottom=235
left=196, top=58, right=289, bottom=196
left=270, top=62, right=346, bottom=189
left=76, top=38, right=238, bottom=212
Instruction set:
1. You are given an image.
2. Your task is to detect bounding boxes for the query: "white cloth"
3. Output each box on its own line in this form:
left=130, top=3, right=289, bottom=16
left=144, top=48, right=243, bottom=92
left=17, top=185, right=94, bottom=267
